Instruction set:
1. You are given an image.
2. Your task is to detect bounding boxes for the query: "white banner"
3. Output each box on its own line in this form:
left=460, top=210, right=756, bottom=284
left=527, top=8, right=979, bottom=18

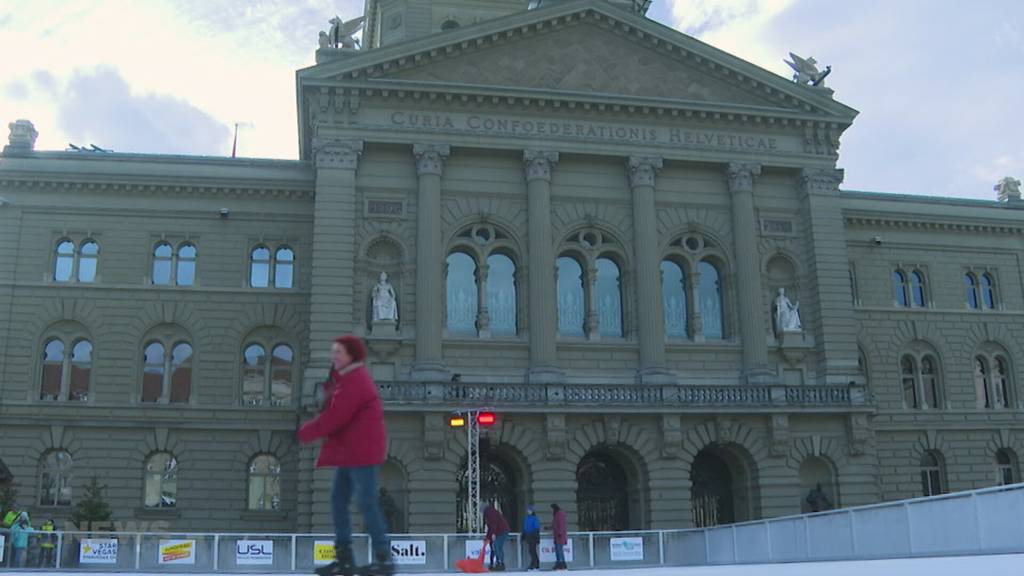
left=80, top=538, right=118, bottom=564
left=236, top=540, right=274, bottom=566
left=390, top=540, right=427, bottom=565
left=464, top=539, right=486, bottom=559
left=158, top=539, right=196, bottom=565
left=539, top=538, right=574, bottom=563
left=610, top=537, right=644, bottom=561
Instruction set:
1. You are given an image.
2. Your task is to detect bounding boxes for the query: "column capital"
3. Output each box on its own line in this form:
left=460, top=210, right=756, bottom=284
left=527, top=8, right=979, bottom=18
left=413, top=143, right=451, bottom=176
left=800, top=167, right=845, bottom=196
left=727, top=162, right=762, bottom=193
left=523, top=149, right=560, bottom=182
left=627, top=156, right=663, bottom=189
left=312, top=138, right=363, bottom=170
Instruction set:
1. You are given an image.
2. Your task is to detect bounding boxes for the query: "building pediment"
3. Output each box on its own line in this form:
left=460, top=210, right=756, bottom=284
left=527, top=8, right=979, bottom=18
left=299, top=0, right=857, bottom=119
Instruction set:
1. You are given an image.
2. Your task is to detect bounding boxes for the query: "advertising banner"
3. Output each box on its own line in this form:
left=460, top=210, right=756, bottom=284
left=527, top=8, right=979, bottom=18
left=390, top=540, right=427, bottom=565
left=539, top=538, right=574, bottom=563
left=80, top=538, right=119, bottom=564
left=158, top=539, right=196, bottom=565
left=609, top=537, right=644, bottom=561
left=314, top=540, right=336, bottom=566
left=236, top=540, right=274, bottom=565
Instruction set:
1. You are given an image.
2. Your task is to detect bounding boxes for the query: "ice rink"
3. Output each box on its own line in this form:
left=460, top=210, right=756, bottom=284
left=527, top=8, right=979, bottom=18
left=3, top=553, right=1022, bottom=576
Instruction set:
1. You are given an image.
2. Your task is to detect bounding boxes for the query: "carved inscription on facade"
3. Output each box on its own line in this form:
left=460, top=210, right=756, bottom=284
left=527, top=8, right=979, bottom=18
left=378, top=110, right=794, bottom=153
left=367, top=199, right=404, bottom=218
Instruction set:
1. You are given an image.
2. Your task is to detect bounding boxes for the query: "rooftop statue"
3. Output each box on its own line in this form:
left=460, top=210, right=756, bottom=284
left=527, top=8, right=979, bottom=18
left=785, top=52, right=831, bottom=87
left=320, top=15, right=366, bottom=50
left=995, top=176, right=1022, bottom=202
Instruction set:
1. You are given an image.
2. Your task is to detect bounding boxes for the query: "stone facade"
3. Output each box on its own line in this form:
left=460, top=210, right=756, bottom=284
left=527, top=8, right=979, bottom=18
left=1, top=0, right=1022, bottom=536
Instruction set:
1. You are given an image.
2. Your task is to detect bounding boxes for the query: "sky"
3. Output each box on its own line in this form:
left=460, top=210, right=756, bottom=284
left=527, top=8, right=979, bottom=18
left=0, top=0, right=1021, bottom=200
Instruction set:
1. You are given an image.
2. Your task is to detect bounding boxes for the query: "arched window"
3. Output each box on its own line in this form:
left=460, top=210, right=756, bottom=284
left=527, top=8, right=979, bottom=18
left=141, top=338, right=192, bottom=404
left=446, top=252, right=478, bottom=333
left=996, top=449, right=1018, bottom=486
left=975, top=347, right=1012, bottom=409
left=39, top=338, right=91, bottom=402
left=242, top=342, right=294, bottom=407
left=152, top=243, right=173, bottom=285
left=78, top=240, right=99, bottom=283
left=248, top=454, right=282, bottom=511
left=271, top=345, right=294, bottom=406
left=54, top=240, right=75, bottom=282
left=982, top=273, right=996, bottom=309
left=176, top=243, right=197, bottom=286
left=698, top=261, right=723, bottom=340
left=274, top=247, right=295, bottom=289
left=595, top=257, right=623, bottom=337
left=557, top=256, right=585, bottom=337
left=661, top=260, right=687, bottom=338
left=893, top=270, right=909, bottom=307
left=144, top=452, right=178, bottom=508
left=486, top=254, right=517, bottom=336
left=242, top=344, right=266, bottom=406
left=39, top=450, right=73, bottom=507
left=965, top=273, right=979, bottom=309
left=250, top=246, right=271, bottom=288
left=900, top=351, right=941, bottom=410
left=910, top=271, right=927, bottom=307
left=920, top=451, right=945, bottom=496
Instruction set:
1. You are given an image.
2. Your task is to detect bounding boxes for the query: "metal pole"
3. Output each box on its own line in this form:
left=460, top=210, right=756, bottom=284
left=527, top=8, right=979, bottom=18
left=291, top=535, right=297, bottom=572
left=658, top=530, right=664, bottom=565
left=213, top=534, right=220, bottom=571
left=468, top=410, right=481, bottom=534
left=55, top=531, right=63, bottom=569
left=135, top=532, right=142, bottom=570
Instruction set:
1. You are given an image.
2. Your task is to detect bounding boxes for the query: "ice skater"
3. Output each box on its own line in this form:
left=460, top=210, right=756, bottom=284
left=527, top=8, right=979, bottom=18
left=299, top=335, right=393, bottom=576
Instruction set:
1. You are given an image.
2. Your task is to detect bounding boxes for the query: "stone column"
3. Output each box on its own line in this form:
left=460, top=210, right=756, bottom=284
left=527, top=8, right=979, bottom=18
left=524, top=150, right=564, bottom=383
left=628, top=157, right=674, bottom=383
left=411, top=144, right=450, bottom=381
left=801, top=168, right=860, bottom=386
left=727, top=162, right=773, bottom=384
left=302, top=138, right=362, bottom=402
left=475, top=262, right=490, bottom=337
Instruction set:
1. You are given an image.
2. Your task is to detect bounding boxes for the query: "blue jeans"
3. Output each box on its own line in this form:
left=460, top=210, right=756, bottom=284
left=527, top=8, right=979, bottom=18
left=332, top=466, right=390, bottom=553
left=11, top=547, right=26, bottom=567
left=491, top=533, right=508, bottom=565
left=554, top=543, right=566, bottom=566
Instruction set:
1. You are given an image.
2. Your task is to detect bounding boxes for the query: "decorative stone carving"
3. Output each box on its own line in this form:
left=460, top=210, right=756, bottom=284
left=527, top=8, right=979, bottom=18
left=995, top=176, right=1022, bottom=202
left=423, top=413, right=445, bottom=460
left=321, top=16, right=365, bottom=50
left=800, top=168, right=844, bottom=196
left=627, top=156, right=663, bottom=188
left=372, top=271, right=399, bottom=323
left=4, top=119, right=38, bottom=155
left=773, top=288, right=802, bottom=334
left=769, top=414, right=790, bottom=457
left=603, top=415, right=622, bottom=443
left=714, top=416, right=735, bottom=444
left=312, top=138, right=363, bottom=170
left=413, top=144, right=450, bottom=176
left=523, top=149, right=559, bottom=182
left=785, top=53, right=831, bottom=87
left=544, top=414, right=567, bottom=460
left=660, top=414, right=682, bottom=458
left=847, top=413, right=872, bottom=456
left=727, top=162, right=761, bottom=193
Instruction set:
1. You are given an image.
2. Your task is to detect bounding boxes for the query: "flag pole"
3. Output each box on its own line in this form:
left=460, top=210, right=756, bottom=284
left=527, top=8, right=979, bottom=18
left=231, top=123, right=239, bottom=158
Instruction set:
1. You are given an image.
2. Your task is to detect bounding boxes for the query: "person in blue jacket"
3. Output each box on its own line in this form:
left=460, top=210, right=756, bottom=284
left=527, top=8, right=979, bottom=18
left=523, top=505, right=541, bottom=571
left=9, top=511, right=31, bottom=568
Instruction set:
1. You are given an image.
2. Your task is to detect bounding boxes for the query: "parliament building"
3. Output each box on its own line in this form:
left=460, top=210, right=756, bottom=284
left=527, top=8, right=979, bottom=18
left=1, top=0, right=1022, bottom=536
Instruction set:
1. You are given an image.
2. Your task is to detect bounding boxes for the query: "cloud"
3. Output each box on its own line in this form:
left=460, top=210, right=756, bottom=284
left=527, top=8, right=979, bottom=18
left=55, top=66, right=230, bottom=156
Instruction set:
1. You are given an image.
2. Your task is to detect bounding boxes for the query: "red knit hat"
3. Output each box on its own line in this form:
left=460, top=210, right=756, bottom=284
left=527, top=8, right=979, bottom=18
left=334, top=335, right=367, bottom=363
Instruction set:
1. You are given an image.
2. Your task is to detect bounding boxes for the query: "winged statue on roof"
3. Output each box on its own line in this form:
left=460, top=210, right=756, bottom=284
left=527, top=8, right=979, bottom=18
left=319, top=15, right=366, bottom=50
left=785, top=52, right=831, bottom=86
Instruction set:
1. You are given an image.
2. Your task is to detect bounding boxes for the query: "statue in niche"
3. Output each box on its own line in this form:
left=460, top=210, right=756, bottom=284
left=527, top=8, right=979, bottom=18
left=805, top=483, right=833, bottom=512
left=372, top=271, right=398, bottom=323
left=774, top=287, right=802, bottom=334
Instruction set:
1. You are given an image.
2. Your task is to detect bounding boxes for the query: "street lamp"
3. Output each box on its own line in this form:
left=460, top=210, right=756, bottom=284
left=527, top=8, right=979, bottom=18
left=449, top=409, right=497, bottom=533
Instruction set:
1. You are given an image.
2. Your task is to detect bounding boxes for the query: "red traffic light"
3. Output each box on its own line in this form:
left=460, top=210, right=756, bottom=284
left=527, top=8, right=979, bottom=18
left=477, top=412, right=496, bottom=426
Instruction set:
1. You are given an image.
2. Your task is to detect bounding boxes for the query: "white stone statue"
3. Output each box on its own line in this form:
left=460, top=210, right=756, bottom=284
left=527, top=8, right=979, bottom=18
left=774, top=288, right=802, bottom=334
left=995, top=176, right=1022, bottom=202
left=322, top=15, right=366, bottom=50
left=785, top=52, right=831, bottom=86
left=372, top=271, right=398, bottom=323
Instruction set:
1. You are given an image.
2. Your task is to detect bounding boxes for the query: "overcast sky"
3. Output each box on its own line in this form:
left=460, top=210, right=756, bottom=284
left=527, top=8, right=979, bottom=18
left=0, top=0, right=1021, bottom=200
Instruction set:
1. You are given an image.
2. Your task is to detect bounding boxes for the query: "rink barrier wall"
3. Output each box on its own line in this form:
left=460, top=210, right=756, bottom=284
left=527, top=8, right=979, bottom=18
left=1, top=483, right=1021, bottom=572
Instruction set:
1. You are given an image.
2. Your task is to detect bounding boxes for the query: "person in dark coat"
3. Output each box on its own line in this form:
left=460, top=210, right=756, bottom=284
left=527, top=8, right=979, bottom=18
left=483, top=504, right=510, bottom=571
left=522, top=505, right=541, bottom=571
left=550, top=503, right=568, bottom=570
left=298, top=335, right=392, bottom=576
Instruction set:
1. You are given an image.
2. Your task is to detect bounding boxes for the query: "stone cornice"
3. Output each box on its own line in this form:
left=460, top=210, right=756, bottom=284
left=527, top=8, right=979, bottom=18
left=844, top=214, right=1024, bottom=235
left=0, top=176, right=314, bottom=200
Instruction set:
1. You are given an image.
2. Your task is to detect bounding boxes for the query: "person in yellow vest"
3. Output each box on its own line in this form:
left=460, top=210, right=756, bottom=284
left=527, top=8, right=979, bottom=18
left=38, top=518, right=56, bottom=567
left=2, top=503, right=19, bottom=528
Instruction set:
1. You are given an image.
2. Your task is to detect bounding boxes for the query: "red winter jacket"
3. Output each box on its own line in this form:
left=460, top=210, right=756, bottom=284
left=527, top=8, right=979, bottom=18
left=552, top=508, right=568, bottom=545
left=483, top=506, right=510, bottom=541
left=297, top=362, right=387, bottom=468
